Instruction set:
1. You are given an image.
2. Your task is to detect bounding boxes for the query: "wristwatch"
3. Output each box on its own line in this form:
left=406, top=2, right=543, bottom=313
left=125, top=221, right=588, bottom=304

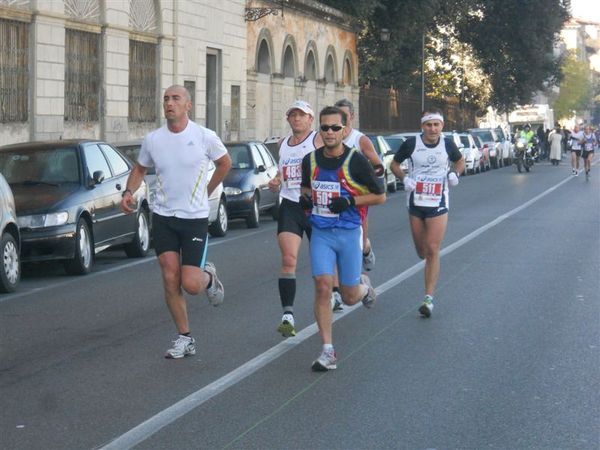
left=121, top=189, right=133, bottom=198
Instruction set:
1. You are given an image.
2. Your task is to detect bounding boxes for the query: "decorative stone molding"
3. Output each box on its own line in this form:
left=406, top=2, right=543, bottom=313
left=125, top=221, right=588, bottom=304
left=129, top=0, right=157, bottom=33
left=64, top=0, right=100, bottom=22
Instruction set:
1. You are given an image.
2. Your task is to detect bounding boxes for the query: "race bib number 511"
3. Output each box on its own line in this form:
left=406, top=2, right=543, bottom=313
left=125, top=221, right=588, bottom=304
left=414, top=175, right=444, bottom=207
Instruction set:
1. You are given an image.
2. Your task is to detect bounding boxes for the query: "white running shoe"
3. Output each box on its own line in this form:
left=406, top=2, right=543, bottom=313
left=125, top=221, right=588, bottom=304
left=419, top=296, right=434, bottom=318
left=311, top=348, right=337, bottom=371
left=277, top=313, right=296, bottom=337
left=165, top=335, right=196, bottom=359
left=204, top=262, right=224, bottom=306
left=360, top=274, right=376, bottom=308
left=362, top=247, right=376, bottom=271
left=331, top=291, right=344, bottom=312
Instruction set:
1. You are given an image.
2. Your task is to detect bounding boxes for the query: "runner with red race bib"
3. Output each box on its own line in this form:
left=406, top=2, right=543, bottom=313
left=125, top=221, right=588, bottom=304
left=391, top=107, right=464, bottom=318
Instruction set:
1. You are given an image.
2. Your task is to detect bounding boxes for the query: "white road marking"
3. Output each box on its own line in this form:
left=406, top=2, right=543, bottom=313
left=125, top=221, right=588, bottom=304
left=98, top=173, right=575, bottom=449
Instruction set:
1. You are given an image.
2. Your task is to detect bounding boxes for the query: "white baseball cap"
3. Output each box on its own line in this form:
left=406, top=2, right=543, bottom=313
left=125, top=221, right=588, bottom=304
left=286, top=100, right=314, bottom=117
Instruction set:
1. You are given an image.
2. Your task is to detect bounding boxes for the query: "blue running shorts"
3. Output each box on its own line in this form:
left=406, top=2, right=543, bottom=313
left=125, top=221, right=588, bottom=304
left=310, top=226, right=362, bottom=286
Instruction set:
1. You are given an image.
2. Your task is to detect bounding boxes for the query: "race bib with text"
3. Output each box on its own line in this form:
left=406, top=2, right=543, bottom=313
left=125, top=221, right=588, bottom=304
left=414, top=175, right=444, bottom=207
left=311, top=180, right=340, bottom=217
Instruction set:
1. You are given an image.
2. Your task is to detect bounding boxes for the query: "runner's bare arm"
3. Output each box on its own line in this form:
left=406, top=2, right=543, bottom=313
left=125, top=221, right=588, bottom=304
left=207, top=153, right=232, bottom=197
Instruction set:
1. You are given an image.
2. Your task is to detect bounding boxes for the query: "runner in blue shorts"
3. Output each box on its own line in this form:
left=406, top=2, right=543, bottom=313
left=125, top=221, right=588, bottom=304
left=300, top=106, right=386, bottom=371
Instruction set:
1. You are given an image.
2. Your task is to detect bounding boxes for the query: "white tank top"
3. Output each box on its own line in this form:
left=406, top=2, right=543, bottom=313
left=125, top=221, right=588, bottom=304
left=278, top=130, right=318, bottom=202
left=408, top=135, right=451, bottom=209
left=344, top=128, right=364, bottom=151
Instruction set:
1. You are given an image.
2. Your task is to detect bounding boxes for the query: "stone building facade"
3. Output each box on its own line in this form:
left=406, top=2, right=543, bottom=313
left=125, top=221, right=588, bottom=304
left=0, top=0, right=247, bottom=145
left=0, top=0, right=357, bottom=145
left=246, top=0, right=359, bottom=140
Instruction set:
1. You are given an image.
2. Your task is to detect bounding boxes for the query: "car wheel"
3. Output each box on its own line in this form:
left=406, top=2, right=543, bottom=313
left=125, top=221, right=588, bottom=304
left=386, top=171, right=397, bottom=193
left=491, top=157, right=498, bottom=169
left=246, top=193, right=260, bottom=228
left=124, top=208, right=150, bottom=257
left=0, top=232, right=20, bottom=293
left=64, top=219, right=93, bottom=275
left=209, top=197, right=228, bottom=237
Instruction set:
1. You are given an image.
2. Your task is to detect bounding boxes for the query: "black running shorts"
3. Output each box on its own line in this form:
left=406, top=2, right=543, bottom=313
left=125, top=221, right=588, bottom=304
left=277, top=198, right=312, bottom=239
left=571, top=149, right=582, bottom=157
left=408, top=204, right=448, bottom=220
left=152, top=213, right=209, bottom=267
left=582, top=150, right=594, bottom=159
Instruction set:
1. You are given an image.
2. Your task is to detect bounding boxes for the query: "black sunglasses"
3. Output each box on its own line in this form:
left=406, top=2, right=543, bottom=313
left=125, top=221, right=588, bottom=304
left=320, top=124, right=345, bottom=132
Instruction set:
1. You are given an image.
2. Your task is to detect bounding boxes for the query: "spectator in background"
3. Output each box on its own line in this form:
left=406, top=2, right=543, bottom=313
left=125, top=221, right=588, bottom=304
left=548, top=126, right=563, bottom=166
left=537, top=125, right=547, bottom=160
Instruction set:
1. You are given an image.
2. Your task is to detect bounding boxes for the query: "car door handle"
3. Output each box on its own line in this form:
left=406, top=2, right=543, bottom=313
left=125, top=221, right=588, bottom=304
left=116, top=183, right=122, bottom=191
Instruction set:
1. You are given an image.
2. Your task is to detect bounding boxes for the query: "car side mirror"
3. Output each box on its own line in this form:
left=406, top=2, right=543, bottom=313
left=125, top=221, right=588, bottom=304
left=257, top=165, right=266, bottom=173
left=92, top=170, right=105, bottom=185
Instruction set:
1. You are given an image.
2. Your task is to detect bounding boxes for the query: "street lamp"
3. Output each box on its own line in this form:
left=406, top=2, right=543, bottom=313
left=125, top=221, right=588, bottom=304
left=421, top=33, right=425, bottom=111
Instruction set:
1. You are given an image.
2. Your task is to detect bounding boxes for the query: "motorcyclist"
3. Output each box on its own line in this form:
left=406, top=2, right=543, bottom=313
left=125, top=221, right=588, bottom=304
left=519, top=124, right=537, bottom=157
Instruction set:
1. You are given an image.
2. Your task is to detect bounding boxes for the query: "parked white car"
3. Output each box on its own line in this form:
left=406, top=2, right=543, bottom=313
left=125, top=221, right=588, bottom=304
left=458, top=133, right=482, bottom=174
left=494, top=127, right=513, bottom=165
left=113, top=140, right=228, bottom=237
left=468, top=128, right=504, bottom=169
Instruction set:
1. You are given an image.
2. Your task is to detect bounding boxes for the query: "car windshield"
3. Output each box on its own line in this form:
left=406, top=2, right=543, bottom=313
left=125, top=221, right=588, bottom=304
left=471, top=130, right=493, bottom=142
left=459, top=136, right=470, bottom=147
left=226, top=145, right=254, bottom=169
left=0, top=147, right=80, bottom=184
left=384, top=137, right=405, bottom=153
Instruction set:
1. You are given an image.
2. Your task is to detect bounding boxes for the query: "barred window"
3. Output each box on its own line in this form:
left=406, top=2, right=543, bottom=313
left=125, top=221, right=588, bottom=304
left=65, top=29, right=100, bottom=122
left=129, top=40, right=157, bottom=122
left=0, top=19, right=29, bottom=123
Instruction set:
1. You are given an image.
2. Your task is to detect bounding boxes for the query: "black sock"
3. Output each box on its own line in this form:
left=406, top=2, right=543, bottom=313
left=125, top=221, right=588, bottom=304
left=333, top=286, right=340, bottom=293
left=279, top=276, right=296, bottom=312
left=181, top=332, right=191, bottom=337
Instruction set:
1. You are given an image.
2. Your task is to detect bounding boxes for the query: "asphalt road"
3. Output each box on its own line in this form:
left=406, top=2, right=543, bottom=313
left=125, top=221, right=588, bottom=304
left=1, top=160, right=598, bottom=450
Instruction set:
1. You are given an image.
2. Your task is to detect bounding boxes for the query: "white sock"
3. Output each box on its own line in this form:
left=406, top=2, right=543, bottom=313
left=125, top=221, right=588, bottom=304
left=323, top=344, right=334, bottom=352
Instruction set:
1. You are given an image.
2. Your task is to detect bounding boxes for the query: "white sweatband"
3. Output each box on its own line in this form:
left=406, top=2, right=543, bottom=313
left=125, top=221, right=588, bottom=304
left=421, top=113, right=444, bottom=124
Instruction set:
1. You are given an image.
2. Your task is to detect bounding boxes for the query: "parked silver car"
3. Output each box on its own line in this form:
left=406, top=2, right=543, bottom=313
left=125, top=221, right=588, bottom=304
left=113, top=140, right=228, bottom=237
left=0, top=172, right=20, bottom=292
left=468, top=128, right=504, bottom=169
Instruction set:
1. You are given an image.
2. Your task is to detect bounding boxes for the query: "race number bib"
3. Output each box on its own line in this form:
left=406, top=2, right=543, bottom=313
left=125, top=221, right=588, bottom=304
left=311, top=180, right=340, bottom=217
left=282, top=159, right=303, bottom=189
left=414, top=175, right=444, bottom=207
left=584, top=141, right=594, bottom=151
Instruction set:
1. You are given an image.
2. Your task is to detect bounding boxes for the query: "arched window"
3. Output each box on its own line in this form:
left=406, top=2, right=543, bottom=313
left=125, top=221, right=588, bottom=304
left=325, top=55, right=335, bottom=83
left=257, top=40, right=271, bottom=74
left=282, top=46, right=295, bottom=78
left=343, top=58, right=352, bottom=85
left=305, top=50, right=316, bottom=81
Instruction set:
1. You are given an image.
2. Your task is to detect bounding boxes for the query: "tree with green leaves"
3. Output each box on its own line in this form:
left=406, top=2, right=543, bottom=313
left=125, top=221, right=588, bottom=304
left=320, top=0, right=570, bottom=113
left=553, top=51, right=593, bottom=121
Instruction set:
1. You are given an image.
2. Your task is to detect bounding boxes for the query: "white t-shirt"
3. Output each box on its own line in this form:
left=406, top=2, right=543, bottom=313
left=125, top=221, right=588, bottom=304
left=344, top=128, right=365, bottom=151
left=570, top=130, right=584, bottom=150
left=138, top=121, right=228, bottom=219
left=278, top=131, right=318, bottom=202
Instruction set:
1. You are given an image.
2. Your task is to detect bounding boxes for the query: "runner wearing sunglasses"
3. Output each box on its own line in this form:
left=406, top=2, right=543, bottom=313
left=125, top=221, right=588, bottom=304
left=300, top=106, right=386, bottom=371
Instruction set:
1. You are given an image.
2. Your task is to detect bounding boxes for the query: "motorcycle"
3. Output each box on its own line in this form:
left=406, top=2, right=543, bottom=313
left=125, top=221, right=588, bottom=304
left=514, top=137, right=534, bottom=173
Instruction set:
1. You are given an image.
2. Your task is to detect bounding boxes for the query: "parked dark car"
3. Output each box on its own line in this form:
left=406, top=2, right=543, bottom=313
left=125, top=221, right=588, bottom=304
left=113, top=140, right=228, bottom=237
left=223, top=141, right=279, bottom=228
left=0, top=172, right=20, bottom=292
left=0, top=140, right=151, bottom=275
